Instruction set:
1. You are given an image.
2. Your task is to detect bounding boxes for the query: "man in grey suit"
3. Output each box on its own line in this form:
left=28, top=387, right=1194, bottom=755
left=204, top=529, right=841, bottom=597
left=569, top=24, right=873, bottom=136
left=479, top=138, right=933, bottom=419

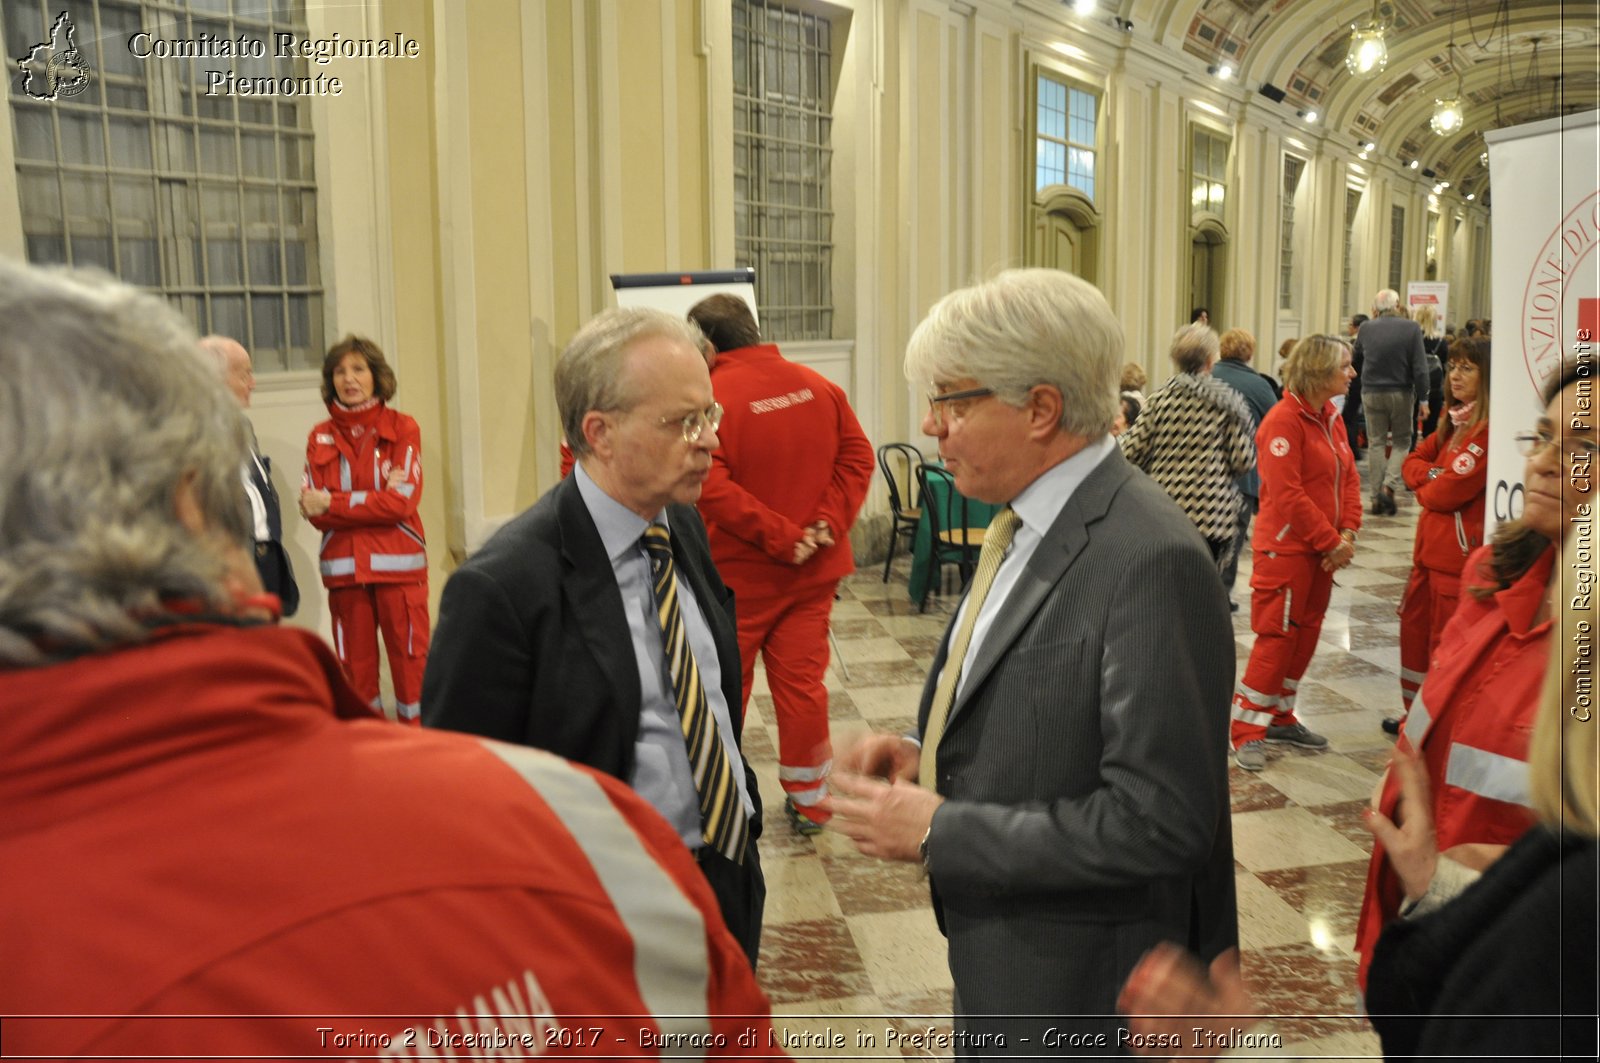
left=833, top=269, right=1237, bottom=1056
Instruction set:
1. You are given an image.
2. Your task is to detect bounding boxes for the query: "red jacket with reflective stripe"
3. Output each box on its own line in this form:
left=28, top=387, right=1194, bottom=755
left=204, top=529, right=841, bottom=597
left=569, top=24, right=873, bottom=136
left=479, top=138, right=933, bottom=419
left=1, top=624, right=778, bottom=1058
left=1354, top=544, right=1550, bottom=984
left=305, top=404, right=428, bottom=587
left=1251, top=392, right=1362, bottom=556
left=1402, top=420, right=1490, bottom=574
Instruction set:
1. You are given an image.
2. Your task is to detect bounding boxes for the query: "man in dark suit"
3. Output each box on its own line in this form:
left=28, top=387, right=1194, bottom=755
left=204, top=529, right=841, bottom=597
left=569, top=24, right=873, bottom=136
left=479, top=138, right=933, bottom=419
left=422, top=308, right=764, bottom=966
left=832, top=270, right=1237, bottom=1055
left=200, top=335, right=298, bottom=617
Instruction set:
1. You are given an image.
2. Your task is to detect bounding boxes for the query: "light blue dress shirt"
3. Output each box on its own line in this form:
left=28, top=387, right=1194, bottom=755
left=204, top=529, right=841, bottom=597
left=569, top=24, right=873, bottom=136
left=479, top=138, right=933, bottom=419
left=951, top=434, right=1117, bottom=702
left=572, top=464, right=754, bottom=849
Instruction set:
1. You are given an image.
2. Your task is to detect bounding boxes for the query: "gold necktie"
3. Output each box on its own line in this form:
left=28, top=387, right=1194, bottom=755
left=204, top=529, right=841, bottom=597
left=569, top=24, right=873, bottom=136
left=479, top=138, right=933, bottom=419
left=919, top=506, right=1021, bottom=791
left=642, top=525, right=748, bottom=863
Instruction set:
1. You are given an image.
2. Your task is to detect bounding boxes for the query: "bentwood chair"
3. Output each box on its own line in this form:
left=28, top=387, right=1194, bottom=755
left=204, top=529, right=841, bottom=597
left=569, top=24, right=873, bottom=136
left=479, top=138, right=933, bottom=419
left=877, top=442, right=923, bottom=581
left=914, top=462, right=987, bottom=612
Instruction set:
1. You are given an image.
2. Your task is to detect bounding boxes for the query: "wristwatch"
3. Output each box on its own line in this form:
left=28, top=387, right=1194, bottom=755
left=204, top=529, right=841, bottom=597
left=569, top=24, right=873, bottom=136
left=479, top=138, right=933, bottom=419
left=1428, top=467, right=1443, bottom=480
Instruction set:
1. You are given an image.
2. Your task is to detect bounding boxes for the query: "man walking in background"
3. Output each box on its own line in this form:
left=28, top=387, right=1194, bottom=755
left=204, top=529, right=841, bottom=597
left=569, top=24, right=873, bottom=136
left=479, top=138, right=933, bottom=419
left=688, top=294, right=875, bottom=834
left=1354, top=291, right=1428, bottom=513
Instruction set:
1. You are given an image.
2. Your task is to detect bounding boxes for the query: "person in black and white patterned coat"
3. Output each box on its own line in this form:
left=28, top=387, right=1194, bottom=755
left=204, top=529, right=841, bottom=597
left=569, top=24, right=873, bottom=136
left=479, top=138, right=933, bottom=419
left=1119, top=323, right=1256, bottom=567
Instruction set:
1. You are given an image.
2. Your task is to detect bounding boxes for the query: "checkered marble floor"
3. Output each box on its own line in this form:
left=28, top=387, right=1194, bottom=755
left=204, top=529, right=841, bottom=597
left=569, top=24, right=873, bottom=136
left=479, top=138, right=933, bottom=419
left=741, top=496, right=1422, bottom=1060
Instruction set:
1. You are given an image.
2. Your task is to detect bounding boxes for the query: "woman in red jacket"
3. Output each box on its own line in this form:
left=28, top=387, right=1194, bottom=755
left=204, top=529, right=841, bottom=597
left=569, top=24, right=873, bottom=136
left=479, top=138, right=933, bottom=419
left=1229, top=334, right=1361, bottom=772
left=299, top=336, right=429, bottom=724
left=1352, top=353, right=1594, bottom=987
left=1388, top=337, right=1491, bottom=734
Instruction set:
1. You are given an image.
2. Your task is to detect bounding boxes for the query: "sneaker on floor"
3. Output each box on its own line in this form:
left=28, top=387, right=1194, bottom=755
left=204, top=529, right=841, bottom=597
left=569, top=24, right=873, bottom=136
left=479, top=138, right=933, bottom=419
left=1264, top=721, right=1329, bottom=749
left=1381, top=716, right=1403, bottom=735
left=1234, top=741, right=1267, bottom=772
left=784, top=796, right=824, bottom=837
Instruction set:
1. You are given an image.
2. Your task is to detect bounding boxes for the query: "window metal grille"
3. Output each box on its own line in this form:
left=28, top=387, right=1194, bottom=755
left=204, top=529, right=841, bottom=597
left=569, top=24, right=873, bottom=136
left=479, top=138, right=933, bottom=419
left=1190, top=127, right=1228, bottom=216
left=1389, top=204, right=1405, bottom=291
left=6, top=0, right=323, bottom=372
left=1342, top=187, right=1361, bottom=315
left=1035, top=74, right=1096, bottom=200
left=1279, top=156, right=1303, bottom=310
left=732, top=0, right=832, bottom=341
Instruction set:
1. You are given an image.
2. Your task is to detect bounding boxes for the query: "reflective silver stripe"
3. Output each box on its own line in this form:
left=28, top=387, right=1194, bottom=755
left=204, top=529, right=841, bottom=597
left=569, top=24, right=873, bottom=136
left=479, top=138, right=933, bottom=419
left=1234, top=683, right=1280, bottom=708
left=1403, top=690, right=1433, bottom=744
left=1275, top=523, right=1292, bottom=542
left=1231, top=704, right=1277, bottom=726
left=339, top=456, right=352, bottom=492
left=1281, top=677, right=1298, bottom=693
left=778, top=759, right=832, bottom=783
left=397, top=524, right=427, bottom=550
left=1446, top=743, right=1533, bottom=807
left=334, top=619, right=345, bottom=661
left=787, top=782, right=829, bottom=804
left=321, top=557, right=357, bottom=577
left=370, top=551, right=426, bottom=573
left=479, top=742, right=712, bottom=1054
left=1455, top=512, right=1470, bottom=554
left=396, top=701, right=420, bottom=721
left=1282, top=587, right=1293, bottom=633
left=349, top=490, right=368, bottom=507
left=1400, top=667, right=1427, bottom=684
left=319, top=530, right=333, bottom=556
left=368, top=695, right=383, bottom=709
left=395, top=482, right=416, bottom=498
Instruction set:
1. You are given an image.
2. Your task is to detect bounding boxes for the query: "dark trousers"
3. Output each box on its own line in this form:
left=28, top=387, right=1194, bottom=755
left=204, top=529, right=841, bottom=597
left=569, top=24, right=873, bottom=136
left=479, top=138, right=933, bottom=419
left=697, top=833, right=766, bottom=969
left=1221, top=496, right=1258, bottom=593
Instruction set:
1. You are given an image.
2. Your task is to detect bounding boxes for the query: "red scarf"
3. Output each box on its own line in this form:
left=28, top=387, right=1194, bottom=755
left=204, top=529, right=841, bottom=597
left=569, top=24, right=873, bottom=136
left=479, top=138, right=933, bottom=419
left=326, top=397, right=383, bottom=449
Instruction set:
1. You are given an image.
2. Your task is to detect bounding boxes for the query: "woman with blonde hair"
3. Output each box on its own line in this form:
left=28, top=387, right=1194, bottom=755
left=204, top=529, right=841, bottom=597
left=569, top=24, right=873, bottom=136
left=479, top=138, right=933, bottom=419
left=1388, top=336, right=1492, bottom=733
left=1227, top=335, right=1360, bottom=771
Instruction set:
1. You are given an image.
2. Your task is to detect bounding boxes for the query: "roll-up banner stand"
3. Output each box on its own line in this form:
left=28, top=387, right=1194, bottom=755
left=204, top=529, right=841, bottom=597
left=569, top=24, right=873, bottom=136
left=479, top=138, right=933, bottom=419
left=1483, top=109, right=1600, bottom=540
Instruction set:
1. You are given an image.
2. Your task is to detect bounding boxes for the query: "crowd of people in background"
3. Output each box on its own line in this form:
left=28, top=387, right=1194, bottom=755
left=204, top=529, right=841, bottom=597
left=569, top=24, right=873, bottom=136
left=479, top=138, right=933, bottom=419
left=2, top=254, right=1587, bottom=1061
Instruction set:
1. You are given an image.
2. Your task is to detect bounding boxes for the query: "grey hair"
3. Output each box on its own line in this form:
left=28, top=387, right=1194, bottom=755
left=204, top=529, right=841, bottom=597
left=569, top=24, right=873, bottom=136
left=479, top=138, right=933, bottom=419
left=1373, top=288, right=1401, bottom=315
left=1169, top=323, right=1220, bottom=374
left=0, top=260, right=252, bottom=666
left=556, top=307, right=707, bottom=458
left=903, top=268, right=1122, bottom=437
left=197, top=334, right=232, bottom=375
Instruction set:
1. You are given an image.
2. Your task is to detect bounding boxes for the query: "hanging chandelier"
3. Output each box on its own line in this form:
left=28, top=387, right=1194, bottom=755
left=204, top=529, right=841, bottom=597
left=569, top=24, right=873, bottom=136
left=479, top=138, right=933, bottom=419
left=1345, top=0, right=1390, bottom=79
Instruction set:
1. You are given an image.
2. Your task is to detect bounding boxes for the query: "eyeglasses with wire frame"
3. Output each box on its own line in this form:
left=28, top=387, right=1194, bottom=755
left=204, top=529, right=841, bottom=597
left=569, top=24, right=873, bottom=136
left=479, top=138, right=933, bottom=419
left=661, top=401, right=724, bottom=444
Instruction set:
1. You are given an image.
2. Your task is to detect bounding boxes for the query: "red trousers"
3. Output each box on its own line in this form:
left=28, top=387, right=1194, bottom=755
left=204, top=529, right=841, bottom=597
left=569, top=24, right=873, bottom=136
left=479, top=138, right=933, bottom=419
left=1230, top=552, right=1333, bottom=748
left=735, top=582, right=837, bottom=823
left=1397, top=564, right=1461, bottom=718
left=328, top=582, right=430, bottom=723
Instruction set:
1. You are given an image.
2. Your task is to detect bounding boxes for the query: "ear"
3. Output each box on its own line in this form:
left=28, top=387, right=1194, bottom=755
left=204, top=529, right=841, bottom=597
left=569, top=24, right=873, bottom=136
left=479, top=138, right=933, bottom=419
left=173, top=468, right=208, bottom=535
left=1024, top=384, right=1064, bottom=439
left=581, top=410, right=613, bottom=460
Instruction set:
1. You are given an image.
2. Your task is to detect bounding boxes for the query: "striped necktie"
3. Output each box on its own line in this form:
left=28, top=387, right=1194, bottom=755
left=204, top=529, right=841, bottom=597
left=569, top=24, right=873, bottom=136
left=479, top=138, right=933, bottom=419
left=641, top=525, right=748, bottom=863
left=918, top=506, right=1022, bottom=791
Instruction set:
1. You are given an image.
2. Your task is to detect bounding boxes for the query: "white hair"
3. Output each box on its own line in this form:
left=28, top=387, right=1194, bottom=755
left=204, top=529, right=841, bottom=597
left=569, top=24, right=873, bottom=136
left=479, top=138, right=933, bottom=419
left=556, top=308, right=706, bottom=458
left=0, top=260, right=252, bottom=665
left=903, top=269, right=1122, bottom=437
left=1373, top=289, right=1401, bottom=315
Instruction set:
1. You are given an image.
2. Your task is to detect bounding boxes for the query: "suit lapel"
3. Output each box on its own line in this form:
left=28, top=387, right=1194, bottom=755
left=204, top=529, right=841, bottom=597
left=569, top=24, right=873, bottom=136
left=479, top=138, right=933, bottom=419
left=554, top=478, right=642, bottom=720
left=942, top=448, right=1133, bottom=731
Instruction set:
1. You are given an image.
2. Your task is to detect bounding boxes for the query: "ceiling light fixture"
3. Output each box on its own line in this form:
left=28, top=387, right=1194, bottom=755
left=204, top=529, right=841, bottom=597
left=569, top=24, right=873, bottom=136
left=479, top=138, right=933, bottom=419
left=1431, top=3, right=1466, bottom=137
left=1072, top=0, right=1098, bottom=16
left=1345, top=0, right=1391, bottom=79
left=1410, top=159, right=1421, bottom=170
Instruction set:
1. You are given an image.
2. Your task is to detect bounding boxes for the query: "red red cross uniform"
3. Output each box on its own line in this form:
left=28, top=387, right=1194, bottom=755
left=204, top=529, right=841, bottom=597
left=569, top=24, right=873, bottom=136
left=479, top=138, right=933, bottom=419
left=1355, top=544, right=1550, bottom=987
left=1396, top=420, right=1489, bottom=719
left=305, top=401, right=430, bottom=722
left=1230, top=393, right=1362, bottom=747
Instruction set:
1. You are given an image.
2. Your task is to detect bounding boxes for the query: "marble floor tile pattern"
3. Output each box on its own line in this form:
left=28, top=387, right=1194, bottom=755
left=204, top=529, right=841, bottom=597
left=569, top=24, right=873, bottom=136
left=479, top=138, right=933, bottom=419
left=740, top=497, right=1425, bottom=1059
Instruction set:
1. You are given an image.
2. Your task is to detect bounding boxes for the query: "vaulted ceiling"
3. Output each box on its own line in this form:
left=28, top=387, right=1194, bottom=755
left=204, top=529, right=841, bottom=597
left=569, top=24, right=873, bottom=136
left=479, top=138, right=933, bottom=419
left=1120, top=0, right=1599, bottom=199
